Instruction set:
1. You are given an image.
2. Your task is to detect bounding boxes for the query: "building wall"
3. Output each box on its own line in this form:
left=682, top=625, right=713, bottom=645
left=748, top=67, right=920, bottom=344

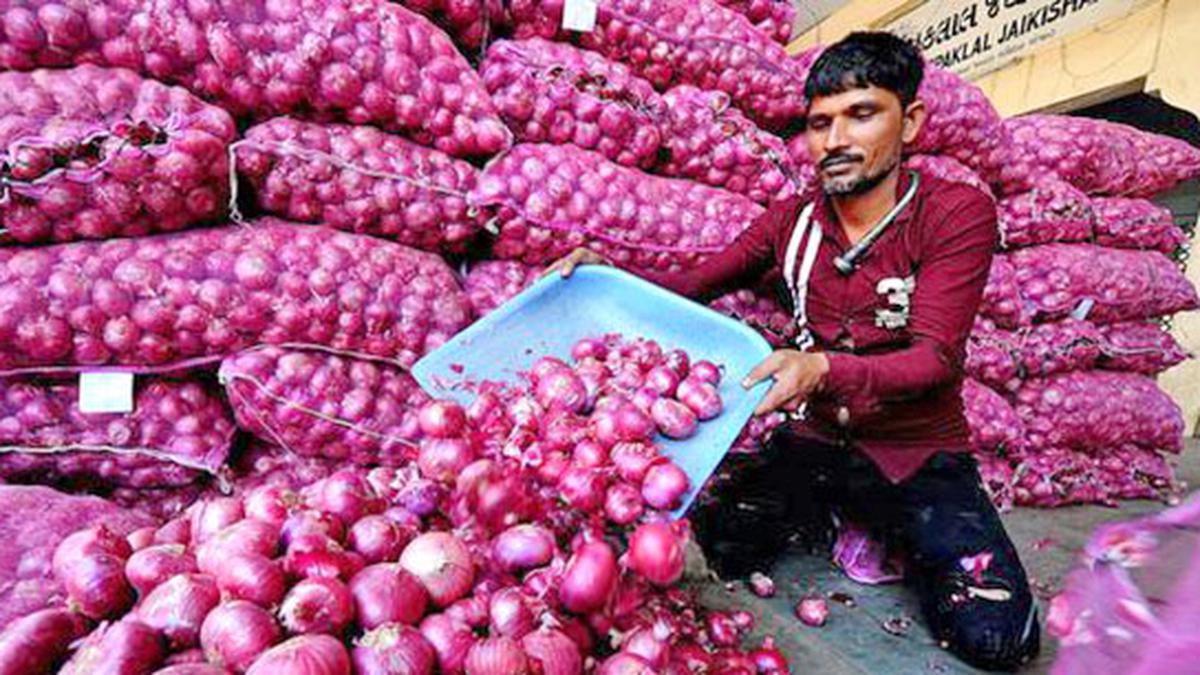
left=788, top=0, right=1200, bottom=435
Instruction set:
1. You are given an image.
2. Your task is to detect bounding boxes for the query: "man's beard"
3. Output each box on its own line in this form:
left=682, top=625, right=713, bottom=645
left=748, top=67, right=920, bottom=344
left=821, top=155, right=900, bottom=197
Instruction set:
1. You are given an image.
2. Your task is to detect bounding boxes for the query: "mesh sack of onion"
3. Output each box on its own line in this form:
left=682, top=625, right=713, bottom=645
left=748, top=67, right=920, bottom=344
left=507, top=0, right=809, bottom=133
left=470, top=143, right=763, bottom=273
left=0, top=333, right=790, bottom=674
left=0, top=220, right=472, bottom=375
left=997, top=178, right=1094, bottom=249
left=0, top=66, right=234, bottom=246
left=232, top=117, right=485, bottom=254
left=1011, top=444, right=1176, bottom=508
left=1096, top=321, right=1191, bottom=375
left=1091, top=196, right=1189, bottom=254
left=478, top=38, right=666, bottom=170
left=0, top=376, right=234, bottom=490
left=0, top=0, right=511, bottom=158
left=712, top=0, right=795, bottom=44
left=966, top=319, right=1102, bottom=391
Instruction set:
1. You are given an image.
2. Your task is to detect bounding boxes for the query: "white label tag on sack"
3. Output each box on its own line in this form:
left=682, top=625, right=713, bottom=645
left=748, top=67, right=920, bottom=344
left=79, top=372, right=135, bottom=414
left=1070, top=297, right=1095, bottom=321
left=562, top=0, right=598, bottom=32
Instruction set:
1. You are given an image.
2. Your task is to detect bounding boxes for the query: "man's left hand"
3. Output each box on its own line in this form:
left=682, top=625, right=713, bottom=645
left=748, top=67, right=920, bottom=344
left=742, top=350, right=830, bottom=416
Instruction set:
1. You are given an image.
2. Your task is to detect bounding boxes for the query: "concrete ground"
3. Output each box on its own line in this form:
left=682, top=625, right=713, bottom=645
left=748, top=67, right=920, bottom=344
left=691, top=439, right=1200, bottom=674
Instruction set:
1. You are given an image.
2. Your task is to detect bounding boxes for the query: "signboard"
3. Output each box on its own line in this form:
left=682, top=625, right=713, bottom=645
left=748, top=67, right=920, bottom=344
left=886, top=0, right=1147, bottom=81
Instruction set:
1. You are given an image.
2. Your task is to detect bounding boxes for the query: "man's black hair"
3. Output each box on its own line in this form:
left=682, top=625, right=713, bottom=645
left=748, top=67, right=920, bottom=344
left=804, top=32, right=924, bottom=108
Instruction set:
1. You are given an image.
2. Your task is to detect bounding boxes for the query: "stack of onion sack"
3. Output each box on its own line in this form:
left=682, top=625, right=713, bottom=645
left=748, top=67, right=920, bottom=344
left=0, top=376, right=234, bottom=491
left=232, top=118, right=485, bottom=254
left=470, top=143, right=763, bottom=272
left=0, top=335, right=790, bottom=674
left=656, top=85, right=807, bottom=204
left=478, top=38, right=667, bottom=170
left=0, top=0, right=511, bottom=159
left=0, top=485, right=154, bottom=630
left=0, top=66, right=234, bottom=245
left=507, top=0, right=808, bottom=133
left=0, top=220, right=471, bottom=373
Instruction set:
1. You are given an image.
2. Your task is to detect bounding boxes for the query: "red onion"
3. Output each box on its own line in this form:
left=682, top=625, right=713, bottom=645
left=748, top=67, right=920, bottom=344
left=488, top=588, right=534, bottom=638
left=572, top=440, right=608, bottom=469
left=400, top=532, right=476, bottom=607
left=53, top=526, right=132, bottom=577
left=592, top=404, right=656, bottom=447
left=669, top=643, right=714, bottom=673
left=418, top=400, right=468, bottom=439
left=688, top=361, right=722, bottom=385
left=676, top=378, right=723, bottom=421
left=163, top=649, right=208, bottom=666
left=472, top=473, right=534, bottom=530
left=557, top=617, right=595, bottom=655
left=348, top=515, right=412, bottom=564
left=604, top=483, right=645, bottom=526
left=418, top=438, right=476, bottom=483
left=706, top=612, right=740, bottom=647
left=154, top=666, right=232, bottom=674
left=350, top=564, right=429, bottom=629
left=284, top=545, right=364, bottom=583
left=537, top=452, right=570, bottom=485
left=795, top=596, right=828, bottom=627
left=596, top=653, right=656, bottom=675
left=630, top=387, right=660, bottom=414
left=650, top=399, right=698, bottom=439
left=61, top=553, right=135, bottom=619
left=282, top=511, right=346, bottom=548
left=0, top=608, right=91, bottom=675
left=311, top=470, right=385, bottom=525
left=622, top=624, right=671, bottom=669
left=201, top=601, right=283, bottom=672
left=138, top=574, right=222, bottom=649
left=520, top=628, right=582, bottom=675
left=558, top=466, right=608, bottom=511
left=464, top=636, right=529, bottom=675
left=731, top=611, right=755, bottom=632
left=279, top=577, right=354, bottom=636
left=190, top=498, right=244, bottom=544
left=628, top=522, right=685, bottom=587
left=155, top=518, right=192, bottom=546
left=559, top=540, right=618, bottom=614
left=126, top=544, right=199, bottom=597
left=446, top=596, right=490, bottom=628
left=535, top=370, right=589, bottom=413
left=353, top=624, right=436, bottom=675
left=216, top=553, right=287, bottom=608
left=750, top=637, right=789, bottom=673
left=610, top=443, right=659, bottom=483
left=492, top=524, right=557, bottom=572
left=419, top=614, right=476, bottom=674
left=61, top=619, right=166, bottom=674
left=245, top=635, right=351, bottom=675
left=641, top=463, right=690, bottom=511
left=197, top=519, right=280, bottom=575
left=244, top=485, right=298, bottom=526
left=456, top=460, right=496, bottom=501
left=129, top=527, right=157, bottom=551
left=748, top=572, right=776, bottom=598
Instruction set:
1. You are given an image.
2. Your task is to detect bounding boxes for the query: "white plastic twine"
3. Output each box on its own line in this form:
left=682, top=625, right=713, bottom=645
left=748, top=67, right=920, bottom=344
left=226, top=138, right=476, bottom=226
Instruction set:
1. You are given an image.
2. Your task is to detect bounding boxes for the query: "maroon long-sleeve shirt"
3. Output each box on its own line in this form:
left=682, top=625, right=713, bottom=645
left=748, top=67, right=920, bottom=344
left=643, top=170, right=998, bottom=483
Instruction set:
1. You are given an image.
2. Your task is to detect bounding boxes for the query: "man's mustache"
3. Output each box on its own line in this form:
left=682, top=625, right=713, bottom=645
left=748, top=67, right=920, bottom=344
left=819, top=153, right=864, bottom=169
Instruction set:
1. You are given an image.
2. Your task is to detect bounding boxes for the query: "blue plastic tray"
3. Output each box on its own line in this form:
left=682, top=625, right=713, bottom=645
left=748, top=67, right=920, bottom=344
left=412, top=266, right=773, bottom=516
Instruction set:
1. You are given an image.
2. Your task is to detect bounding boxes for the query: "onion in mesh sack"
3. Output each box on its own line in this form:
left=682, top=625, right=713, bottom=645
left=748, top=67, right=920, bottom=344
left=507, top=0, right=809, bottom=132
left=1096, top=321, right=1191, bottom=375
left=462, top=261, right=542, bottom=318
left=961, top=378, right=1025, bottom=455
left=656, top=85, right=806, bottom=204
left=997, top=178, right=1094, bottom=249
left=1011, top=444, right=1176, bottom=507
left=711, top=0, right=795, bottom=43
left=0, top=0, right=511, bottom=159
left=471, top=143, right=763, bottom=272
left=903, top=155, right=993, bottom=199
left=994, top=115, right=1200, bottom=196
left=974, top=453, right=1016, bottom=513
left=395, top=0, right=508, bottom=52
left=479, top=39, right=665, bottom=169
left=1091, top=197, right=1189, bottom=254
left=1013, top=371, right=1184, bottom=455
left=219, top=346, right=430, bottom=465
left=0, top=220, right=472, bottom=373
left=0, top=66, right=234, bottom=246
left=709, top=287, right=797, bottom=347
left=0, top=377, right=234, bottom=489
left=1007, top=244, right=1199, bottom=324
left=233, top=118, right=484, bottom=254
left=966, top=319, right=1102, bottom=390
left=979, top=255, right=1033, bottom=329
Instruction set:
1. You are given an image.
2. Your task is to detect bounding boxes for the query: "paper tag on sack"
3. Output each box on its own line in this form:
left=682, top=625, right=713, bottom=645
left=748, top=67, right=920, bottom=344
left=79, top=372, right=135, bottom=414
left=1070, top=297, right=1095, bottom=321
left=562, top=0, right=598, bottom=32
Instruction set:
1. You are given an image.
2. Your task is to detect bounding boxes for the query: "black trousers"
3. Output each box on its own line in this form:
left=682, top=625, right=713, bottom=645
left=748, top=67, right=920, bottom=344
left=692, top=429, right=1041, bottom=672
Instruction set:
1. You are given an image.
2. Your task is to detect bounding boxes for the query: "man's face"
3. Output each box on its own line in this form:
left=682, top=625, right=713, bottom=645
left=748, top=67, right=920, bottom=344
left=803, top=85, right=921, bottom=196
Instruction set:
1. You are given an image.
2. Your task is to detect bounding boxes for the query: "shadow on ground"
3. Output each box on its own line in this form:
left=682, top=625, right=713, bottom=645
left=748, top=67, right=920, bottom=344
left=689, top=439, right=1200, bottom=674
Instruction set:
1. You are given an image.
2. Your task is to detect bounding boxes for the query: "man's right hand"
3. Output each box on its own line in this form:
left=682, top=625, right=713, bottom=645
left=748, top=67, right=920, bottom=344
left=544, top=247, right=610, bottom=278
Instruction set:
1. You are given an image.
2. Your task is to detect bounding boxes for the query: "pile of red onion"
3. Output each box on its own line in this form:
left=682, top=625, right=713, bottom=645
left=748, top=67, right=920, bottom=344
left=0, top=334, right=787, bottom=673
